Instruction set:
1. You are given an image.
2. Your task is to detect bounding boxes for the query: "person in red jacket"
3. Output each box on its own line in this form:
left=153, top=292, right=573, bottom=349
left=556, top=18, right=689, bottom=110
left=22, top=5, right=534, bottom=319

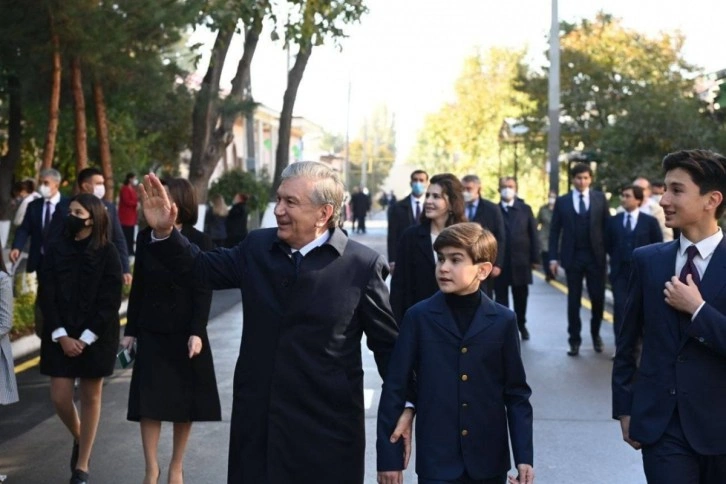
left=119, top=173, right=139, bottom=256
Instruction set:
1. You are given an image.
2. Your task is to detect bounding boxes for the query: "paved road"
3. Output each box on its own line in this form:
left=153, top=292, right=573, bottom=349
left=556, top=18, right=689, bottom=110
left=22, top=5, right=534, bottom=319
left=0, top=213, right=646, bottom=483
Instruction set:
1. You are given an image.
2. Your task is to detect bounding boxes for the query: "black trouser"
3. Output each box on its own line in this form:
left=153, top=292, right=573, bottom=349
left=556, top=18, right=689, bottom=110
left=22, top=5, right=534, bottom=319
left=355, top=215, right=366, bottom=233
left=541, top=250, right=551, bottom=279
left=610, top=268, right=630, bottom=349
left=643, top=410, right=726, bottom=484
left=419, top=472, right=507, bottom=484
left=493, top=281, right=529, bottom=330
left=564, top=249, right=605, bottom=345
left=122, top=224, right=135, bottom=256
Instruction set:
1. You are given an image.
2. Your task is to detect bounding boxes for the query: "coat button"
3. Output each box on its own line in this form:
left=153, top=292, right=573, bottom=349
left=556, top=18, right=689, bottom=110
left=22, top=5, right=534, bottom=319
left=461, top=429, right=469, bottom=437
left=698, top=337, right=705, bottom=343
left=677, top=355, right=686, bottom=363
left=461, top=347, right=468, bottom=354
left=461, top=374, right=468, bottom=381
left=462, top=402, right=468, bottom=408
left=669, top=388, right=676, bottom=395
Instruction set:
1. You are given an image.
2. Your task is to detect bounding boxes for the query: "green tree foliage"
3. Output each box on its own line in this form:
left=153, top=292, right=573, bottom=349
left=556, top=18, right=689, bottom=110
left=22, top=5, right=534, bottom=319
left=410, top=47, right=534, bottom=198
left=208, top=168, right=271, bottom=213
left=517, top=12, right=726, bottom=191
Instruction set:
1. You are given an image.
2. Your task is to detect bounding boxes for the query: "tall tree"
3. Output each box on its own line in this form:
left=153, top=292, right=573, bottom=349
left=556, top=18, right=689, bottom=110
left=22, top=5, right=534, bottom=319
left=70, top=56, right=89, bottom=172
left=0, top=75, right=22, bottom=219
left=189, top=0, right=271, bottom=201
left=269, top=0, right=368, bottom=198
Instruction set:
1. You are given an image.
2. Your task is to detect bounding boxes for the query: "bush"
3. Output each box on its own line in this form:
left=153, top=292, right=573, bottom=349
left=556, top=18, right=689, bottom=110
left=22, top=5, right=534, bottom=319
left=208, top=169, right=271, bottom=213
left=11, top=290, right=36, bottom=339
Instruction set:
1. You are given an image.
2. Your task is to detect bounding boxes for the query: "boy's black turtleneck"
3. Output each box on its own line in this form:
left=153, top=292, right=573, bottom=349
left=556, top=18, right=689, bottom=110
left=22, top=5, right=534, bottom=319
left=444, top=290, right=481, bottom=336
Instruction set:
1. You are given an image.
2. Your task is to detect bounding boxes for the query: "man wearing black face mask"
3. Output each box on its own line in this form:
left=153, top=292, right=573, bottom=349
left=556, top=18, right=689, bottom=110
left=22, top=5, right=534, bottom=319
left=387, top=169, right=429, bottom=273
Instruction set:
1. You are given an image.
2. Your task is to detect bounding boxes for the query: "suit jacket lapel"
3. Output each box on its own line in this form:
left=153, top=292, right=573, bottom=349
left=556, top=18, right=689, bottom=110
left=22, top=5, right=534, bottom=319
left=698, top=237, right=726, bottom=306
left=428, top=292, right=461, bottom=339
left=414, top=223, right=435, bottom=265
left=656, top=241, right=681, bottom=344
left=589, top=192, right=600, bottom=231
left=464, top=292, right=498, bottom=339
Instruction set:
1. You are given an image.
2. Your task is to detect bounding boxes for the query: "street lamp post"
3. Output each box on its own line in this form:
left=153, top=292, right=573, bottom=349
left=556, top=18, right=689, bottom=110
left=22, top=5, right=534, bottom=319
left=547, top=0, right=561, bottom=194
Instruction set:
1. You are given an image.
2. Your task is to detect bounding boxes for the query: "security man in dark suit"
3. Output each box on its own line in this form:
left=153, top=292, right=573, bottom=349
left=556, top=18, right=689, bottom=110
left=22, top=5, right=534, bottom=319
left=461, top=174, right=507, bottom=297
left=605, top=185, right=662, bottom=349
left=140, top=162, right=400, bottom=484
left=613, top=149, right=726, bottom=483
left=9, top=168, right=70, bottom=337
left=387, top=169, right=428, bottom=273
left=494, top=177, right=539, bottom=340
left=549, top=163, right=610, bottom=356
left=76, top=167, right=132, bottom=284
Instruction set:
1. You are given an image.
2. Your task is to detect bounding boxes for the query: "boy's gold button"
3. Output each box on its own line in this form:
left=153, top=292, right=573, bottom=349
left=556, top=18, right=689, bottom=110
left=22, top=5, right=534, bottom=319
left=461, top=429, right=469, bottom=436
left=461, top=374, right=468, bottom=381
left=461, top=347, right=468, bottom=354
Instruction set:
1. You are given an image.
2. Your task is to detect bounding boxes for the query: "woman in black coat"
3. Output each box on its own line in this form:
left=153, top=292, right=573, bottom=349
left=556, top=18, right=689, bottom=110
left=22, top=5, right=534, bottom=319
left=390, top=173, right=467, bottom=322
left=39, top=194, right=122, bottom=484
left=122, top=178, right=220, bottom=484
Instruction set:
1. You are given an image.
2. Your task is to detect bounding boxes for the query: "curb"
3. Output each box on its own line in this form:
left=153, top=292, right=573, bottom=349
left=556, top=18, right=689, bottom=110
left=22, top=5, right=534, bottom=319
left=11, top=299, right=129, bottom=362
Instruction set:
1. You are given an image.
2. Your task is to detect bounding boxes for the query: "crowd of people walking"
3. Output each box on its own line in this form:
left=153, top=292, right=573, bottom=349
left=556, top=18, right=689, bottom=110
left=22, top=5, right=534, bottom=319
left=2, top=148, right=726, bottom=484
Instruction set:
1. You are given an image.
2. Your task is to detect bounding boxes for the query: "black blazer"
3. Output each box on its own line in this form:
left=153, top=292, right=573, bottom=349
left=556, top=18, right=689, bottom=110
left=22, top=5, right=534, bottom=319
left=613, top=238, right=726, bottom=453
left=498, top=199, right=540, bottom=286
left=146, top=227, right=398, bottom=484
left=470, top=197, right=507, bottom=269
left=378, top=291, right=533, bottom=479
left=548, top=190, right=610, bottom=269
left=126, top=226, right=213, bottom=336
left=389, top=222, right=438, bottom=322
left=12, top=196, right=70, bottom=273
left=387, top=195, right=418, bottom=263
left=605, top=212, right=663, bottom=281
left=103, top=200, right=131, bottom=274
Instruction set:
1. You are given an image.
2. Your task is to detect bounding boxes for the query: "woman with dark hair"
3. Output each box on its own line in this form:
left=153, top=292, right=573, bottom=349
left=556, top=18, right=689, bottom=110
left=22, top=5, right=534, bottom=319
left=39, top=193, right=122, bottom=484
left=119, top=172, right=139, bottom=256
left=390, top=173, right=467, bottom=321
left=0, top=238, right=19, bottom=406
left=122, top=177, right=220, bottom=484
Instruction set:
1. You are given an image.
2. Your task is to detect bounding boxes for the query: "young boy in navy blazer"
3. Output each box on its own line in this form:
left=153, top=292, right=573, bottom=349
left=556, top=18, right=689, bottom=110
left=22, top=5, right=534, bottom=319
left=377, top=223, right=534, bottom=484
left=613, top=149, right=726, bottom=483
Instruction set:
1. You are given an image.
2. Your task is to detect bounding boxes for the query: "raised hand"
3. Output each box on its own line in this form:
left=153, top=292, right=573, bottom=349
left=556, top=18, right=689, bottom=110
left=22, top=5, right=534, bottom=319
left=139, top=173, right=177, bottom=238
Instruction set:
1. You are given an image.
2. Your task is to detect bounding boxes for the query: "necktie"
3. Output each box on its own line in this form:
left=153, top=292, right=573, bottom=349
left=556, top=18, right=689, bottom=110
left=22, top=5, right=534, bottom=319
left=414, top=201, right=421, bottom=221
left=679, top=245, right=701, bottom=288
left=467, top=203, right=475, bottom=220
left=625, top=214, right=633, bottom=233
left=578, top=193, right=586, bottom=215
left=291, top=251, right=304, bottom=275
left=43, top=201, right=52, bottom=236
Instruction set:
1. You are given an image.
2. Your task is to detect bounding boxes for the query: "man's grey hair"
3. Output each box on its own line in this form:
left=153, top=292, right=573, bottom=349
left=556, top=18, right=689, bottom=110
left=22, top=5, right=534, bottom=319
left=39, top=168, right=62, bottom=183
left=281, top=161, right=345, bottom=229
left=461, top=174, right=481, bottom=185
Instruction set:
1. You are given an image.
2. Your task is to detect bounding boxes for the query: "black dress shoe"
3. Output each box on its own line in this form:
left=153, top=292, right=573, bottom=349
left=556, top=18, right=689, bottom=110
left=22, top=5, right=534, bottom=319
left=520, top=327, right=530, bottom=340
left=567, top=343, right=580, bottom=356
left=593, top=335, right=604, bottom=353
left=70, top=469, right=89, bottom=484
left=70, top=440, right=79, bottom=473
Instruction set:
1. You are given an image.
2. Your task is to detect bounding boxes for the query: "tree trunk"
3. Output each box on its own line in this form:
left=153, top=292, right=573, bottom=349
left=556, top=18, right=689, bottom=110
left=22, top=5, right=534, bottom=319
left=0, top=75, right=22, bottom=220
left=189, top=21, right=263, bottom=202
left=71, top=56, right=89, bottom=173
left=188, top=25, right=235, bottom=201
left=41, top=32, right=61, bottom=170
left=242, top=27, right=258, bottom=173
left=270, top=46, right=312, bottom=199
left=93, top=80, right=114, bottom=201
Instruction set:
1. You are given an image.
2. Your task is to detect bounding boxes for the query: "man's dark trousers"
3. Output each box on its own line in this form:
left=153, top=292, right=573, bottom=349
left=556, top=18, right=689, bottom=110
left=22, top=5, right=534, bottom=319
left=565, top=248, right=605, bottom=345
left=610, top=265, right=629, bottom=343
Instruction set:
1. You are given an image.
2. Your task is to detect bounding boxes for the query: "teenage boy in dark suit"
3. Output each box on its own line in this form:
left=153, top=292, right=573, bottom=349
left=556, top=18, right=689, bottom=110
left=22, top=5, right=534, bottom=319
left=378, top=223, right=534, bottom=484
left=613, top=149, right=726, bottom=483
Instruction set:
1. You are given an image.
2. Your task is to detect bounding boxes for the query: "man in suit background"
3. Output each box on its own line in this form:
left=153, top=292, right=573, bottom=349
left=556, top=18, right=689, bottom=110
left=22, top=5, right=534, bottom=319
left=613, top=149, right=726, bottom=483
left=549, top=162, right=610, bottom=356
left=494, top=177, right=539, bottom=340
left=9, top=168, right=70, bottom=336
left=633, top=176, right=673, bottom=242
left=605, top=185, right=663, bottom=351
left=461, top=174, right=507, bottom=297
left=387, top=169, right=428, bottom=273
left=350, top=185, right=371, bottom=234
left=140, top=161, right=400, bottom=484
left=76, top=167, right=132, bottom=284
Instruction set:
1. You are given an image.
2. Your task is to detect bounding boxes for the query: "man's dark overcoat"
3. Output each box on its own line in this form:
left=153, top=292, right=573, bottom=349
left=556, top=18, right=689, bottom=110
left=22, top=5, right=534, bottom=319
left=147, top=227, right=398, bottom=484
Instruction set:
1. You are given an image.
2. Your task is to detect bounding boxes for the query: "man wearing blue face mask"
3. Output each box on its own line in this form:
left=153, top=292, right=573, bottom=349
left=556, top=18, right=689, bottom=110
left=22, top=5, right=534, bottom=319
left=494, top=176, right=539, bottom=340
left=387, top=169, right=428, bottom=273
